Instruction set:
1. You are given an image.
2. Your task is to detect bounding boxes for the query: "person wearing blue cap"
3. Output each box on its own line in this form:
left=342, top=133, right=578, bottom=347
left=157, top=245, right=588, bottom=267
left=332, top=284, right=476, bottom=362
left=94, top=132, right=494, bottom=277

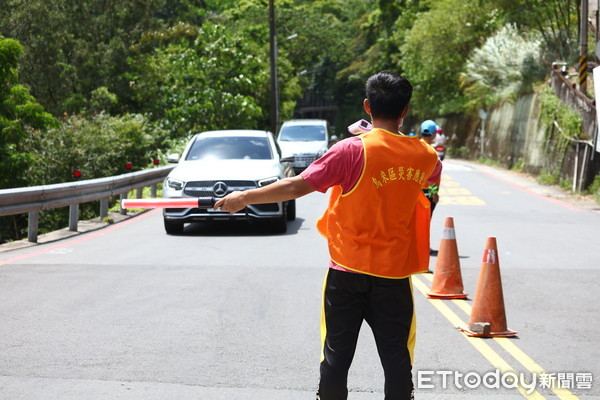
left=420, top=119, right=437, bottom=138
left=420, top=119, right=443, bottom=256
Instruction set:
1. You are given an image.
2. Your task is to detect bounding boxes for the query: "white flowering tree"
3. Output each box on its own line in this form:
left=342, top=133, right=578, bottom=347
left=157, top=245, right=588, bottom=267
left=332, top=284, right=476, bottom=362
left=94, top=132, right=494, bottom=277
left=459, top=24, right=543, bottom=110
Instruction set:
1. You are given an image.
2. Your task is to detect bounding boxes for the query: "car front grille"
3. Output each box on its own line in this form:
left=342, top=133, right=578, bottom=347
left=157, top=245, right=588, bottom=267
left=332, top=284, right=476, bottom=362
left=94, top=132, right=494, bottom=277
left=293, top=154, right=318, bottom=168
left=183, top=180, right=256, bottom=197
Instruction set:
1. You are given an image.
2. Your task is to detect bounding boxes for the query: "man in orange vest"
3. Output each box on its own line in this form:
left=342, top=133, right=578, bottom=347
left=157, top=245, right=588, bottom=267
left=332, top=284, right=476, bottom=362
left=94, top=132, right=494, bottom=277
left=215, top=71, right=438, bottom=400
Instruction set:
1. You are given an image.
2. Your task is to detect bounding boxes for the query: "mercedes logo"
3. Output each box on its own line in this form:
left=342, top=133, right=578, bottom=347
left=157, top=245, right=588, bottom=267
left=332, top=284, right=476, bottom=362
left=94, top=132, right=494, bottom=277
left=212, top=181, right=228, bottom=197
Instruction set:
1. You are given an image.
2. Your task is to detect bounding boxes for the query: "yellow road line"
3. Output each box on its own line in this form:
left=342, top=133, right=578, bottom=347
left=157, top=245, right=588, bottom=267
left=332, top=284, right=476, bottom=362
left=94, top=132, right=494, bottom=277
left=412, top=275, right=547, bottom=400
left=449, top=298, right=579, bottom=400
left=494, top=339, right=579, bottom=400
left=418, top=272, right=579, bottom=400
left=451, top=297, right=473, bottom=316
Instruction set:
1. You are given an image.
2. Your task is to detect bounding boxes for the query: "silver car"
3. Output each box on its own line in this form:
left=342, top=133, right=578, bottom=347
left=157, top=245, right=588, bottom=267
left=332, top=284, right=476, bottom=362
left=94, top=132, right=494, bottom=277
left=162, top=130, right=295, bottom=234
left=277, top=119, right=331, bottom=174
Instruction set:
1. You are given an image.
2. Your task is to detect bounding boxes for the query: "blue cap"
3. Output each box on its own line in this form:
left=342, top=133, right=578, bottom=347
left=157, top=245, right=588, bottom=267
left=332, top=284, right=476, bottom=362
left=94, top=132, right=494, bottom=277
left=420, top=120, right=437, bottom=136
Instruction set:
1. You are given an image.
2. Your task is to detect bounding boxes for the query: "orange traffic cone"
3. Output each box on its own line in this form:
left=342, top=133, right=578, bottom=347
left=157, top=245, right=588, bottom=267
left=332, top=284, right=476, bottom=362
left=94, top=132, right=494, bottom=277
left=461, top=237, right=517, bottom=337
left=427, top=217, right=468, bottom=299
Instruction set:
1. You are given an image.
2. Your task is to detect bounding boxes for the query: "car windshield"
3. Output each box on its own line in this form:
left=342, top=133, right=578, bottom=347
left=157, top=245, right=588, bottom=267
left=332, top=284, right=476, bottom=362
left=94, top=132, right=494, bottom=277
left=186, top=136, right=273, bottom=161
left=279, top=125, right=326, bottom=141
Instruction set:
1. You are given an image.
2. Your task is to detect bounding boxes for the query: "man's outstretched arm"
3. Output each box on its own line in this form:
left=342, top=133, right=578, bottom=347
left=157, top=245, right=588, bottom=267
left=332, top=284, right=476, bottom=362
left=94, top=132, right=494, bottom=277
left=214, top=175, right=315, bottom=214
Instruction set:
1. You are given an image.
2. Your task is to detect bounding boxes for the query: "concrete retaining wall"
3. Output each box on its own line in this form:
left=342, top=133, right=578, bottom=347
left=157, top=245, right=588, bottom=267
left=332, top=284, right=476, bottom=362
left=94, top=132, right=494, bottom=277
left=437, top=79, right=600, bottom=189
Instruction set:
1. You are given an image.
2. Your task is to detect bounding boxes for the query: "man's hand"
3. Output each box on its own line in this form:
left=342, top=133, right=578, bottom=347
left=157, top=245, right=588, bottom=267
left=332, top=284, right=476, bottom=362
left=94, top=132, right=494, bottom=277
left=214, top=191, right=247, bottom=214
left=213, top=176, right=314, bottom=215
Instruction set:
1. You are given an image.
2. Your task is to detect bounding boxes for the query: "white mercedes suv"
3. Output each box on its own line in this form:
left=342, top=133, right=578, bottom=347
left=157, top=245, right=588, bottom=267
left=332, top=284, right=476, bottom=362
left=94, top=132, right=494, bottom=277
left=162, top=130, right=295, bottom=234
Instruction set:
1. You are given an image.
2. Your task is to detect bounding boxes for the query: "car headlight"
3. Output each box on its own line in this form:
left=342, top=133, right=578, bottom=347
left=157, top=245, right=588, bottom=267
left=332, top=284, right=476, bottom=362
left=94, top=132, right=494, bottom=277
left=166, top=178, right=184, bottom=191
left=317, top=148, right=327, bottom=158
left=258, top=176, right=280, bottom=187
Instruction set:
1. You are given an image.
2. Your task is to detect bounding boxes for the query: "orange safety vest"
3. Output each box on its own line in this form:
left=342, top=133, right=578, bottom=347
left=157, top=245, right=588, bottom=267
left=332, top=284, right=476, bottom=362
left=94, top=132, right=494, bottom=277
left=317, top=128, right=438, bottom=278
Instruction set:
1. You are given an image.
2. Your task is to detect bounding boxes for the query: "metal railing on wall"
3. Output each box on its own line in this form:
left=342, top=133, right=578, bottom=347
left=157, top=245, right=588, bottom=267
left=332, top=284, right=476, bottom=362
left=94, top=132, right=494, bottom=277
left=0, top=165, right=174, bottom=243
left=550, top=69, right=597, bottom=140
left=552, top=121, right=594, bottom=192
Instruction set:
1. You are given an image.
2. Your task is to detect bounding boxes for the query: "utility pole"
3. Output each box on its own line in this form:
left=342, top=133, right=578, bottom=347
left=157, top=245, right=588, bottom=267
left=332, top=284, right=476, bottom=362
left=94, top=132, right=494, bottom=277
left=269, top=0, right=279, bottom=136
left=597, top=0, right=600, bottom=53
left=478, top=109, right=488, bottom=156
left=580, top=0, right=589, bottom=93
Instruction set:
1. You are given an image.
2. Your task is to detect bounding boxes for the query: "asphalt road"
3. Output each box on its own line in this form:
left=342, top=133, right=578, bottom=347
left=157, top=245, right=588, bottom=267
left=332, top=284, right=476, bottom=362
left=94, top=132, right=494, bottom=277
left=0, top=159, right=598, bottom=400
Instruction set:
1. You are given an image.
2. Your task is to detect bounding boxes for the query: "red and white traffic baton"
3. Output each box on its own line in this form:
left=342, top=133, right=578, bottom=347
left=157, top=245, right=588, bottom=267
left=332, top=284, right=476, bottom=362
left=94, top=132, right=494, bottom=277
left=121, top=197, right=216, bottom=209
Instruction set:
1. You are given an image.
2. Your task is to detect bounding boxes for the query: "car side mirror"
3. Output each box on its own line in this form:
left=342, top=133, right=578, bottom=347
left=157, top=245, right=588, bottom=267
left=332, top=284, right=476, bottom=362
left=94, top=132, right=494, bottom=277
left=167, top=154, right=180, bottom=163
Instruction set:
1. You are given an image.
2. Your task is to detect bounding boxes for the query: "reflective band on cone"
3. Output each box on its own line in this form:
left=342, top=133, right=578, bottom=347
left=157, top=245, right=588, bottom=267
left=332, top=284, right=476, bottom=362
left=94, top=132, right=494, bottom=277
left=442, top=227, right=456, bottom=240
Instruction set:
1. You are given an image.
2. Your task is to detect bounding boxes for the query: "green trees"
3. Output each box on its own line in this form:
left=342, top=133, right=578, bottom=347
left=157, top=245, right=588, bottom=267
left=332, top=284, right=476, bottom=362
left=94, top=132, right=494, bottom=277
left=484, top=0, right=579, bottom=61
left=0, top=37, right=57, bottom=189
left=129, top=22, right=269, bottom=138
left=0, top=0, right=582, bottom=169
left=382, top=0, right=577, bottom=118
left=0, top=0, right=161, bottom=115
left=398, top=0, right=499, bottom=116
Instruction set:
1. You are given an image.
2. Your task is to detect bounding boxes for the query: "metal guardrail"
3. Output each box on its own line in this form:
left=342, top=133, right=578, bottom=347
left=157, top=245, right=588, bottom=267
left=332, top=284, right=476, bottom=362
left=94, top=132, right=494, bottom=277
left=0, top=165, right=175, bottom=243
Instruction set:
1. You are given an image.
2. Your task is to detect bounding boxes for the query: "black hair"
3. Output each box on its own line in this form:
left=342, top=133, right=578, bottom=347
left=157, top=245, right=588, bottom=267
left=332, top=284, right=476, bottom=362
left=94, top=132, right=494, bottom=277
left=365, top=71, right=413, bottom=120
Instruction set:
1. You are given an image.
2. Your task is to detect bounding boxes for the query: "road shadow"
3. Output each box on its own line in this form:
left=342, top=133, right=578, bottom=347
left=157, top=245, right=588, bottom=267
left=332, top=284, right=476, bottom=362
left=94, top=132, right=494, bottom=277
left=173, top=217, right=307, bottom=237
left=429, top=253, right=470, bottom=260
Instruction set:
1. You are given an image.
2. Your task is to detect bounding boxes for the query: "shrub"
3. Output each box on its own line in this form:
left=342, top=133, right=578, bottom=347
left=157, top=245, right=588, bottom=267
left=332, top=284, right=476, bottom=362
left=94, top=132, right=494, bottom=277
left=538, top=86, right=582, bottom=180
left=26, top=112, right=168, bottom=184
left=0, top=112, right=169, bottom=243
left=447, top=146, right=470, bottom=159
left=587, top=173, right=600, bottom=203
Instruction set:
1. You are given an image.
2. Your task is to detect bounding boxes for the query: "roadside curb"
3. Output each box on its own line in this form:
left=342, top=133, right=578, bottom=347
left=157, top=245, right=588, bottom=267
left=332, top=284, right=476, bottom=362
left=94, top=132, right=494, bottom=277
left=0, top=211, right=143, bottom=254
left=450, top=159, right=600, bottom=211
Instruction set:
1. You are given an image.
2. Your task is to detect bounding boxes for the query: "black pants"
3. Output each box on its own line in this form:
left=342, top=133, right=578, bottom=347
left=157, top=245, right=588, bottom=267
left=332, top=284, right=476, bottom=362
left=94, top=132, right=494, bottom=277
left=318, top=268, right=415, bottom=400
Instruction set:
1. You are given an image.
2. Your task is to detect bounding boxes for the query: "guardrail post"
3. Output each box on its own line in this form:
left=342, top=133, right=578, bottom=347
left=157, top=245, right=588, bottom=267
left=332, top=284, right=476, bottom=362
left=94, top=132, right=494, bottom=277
left=100, top=198, right=108, bottom=219
left=151, top=184, right=157, bottom=198
left=69, top=204, right=79, bottom=231
left=136, top=187, right=143, bottom=199
left=28, top=211, right=39, bottom=243
left=120, top=193, right=127, bottom=215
